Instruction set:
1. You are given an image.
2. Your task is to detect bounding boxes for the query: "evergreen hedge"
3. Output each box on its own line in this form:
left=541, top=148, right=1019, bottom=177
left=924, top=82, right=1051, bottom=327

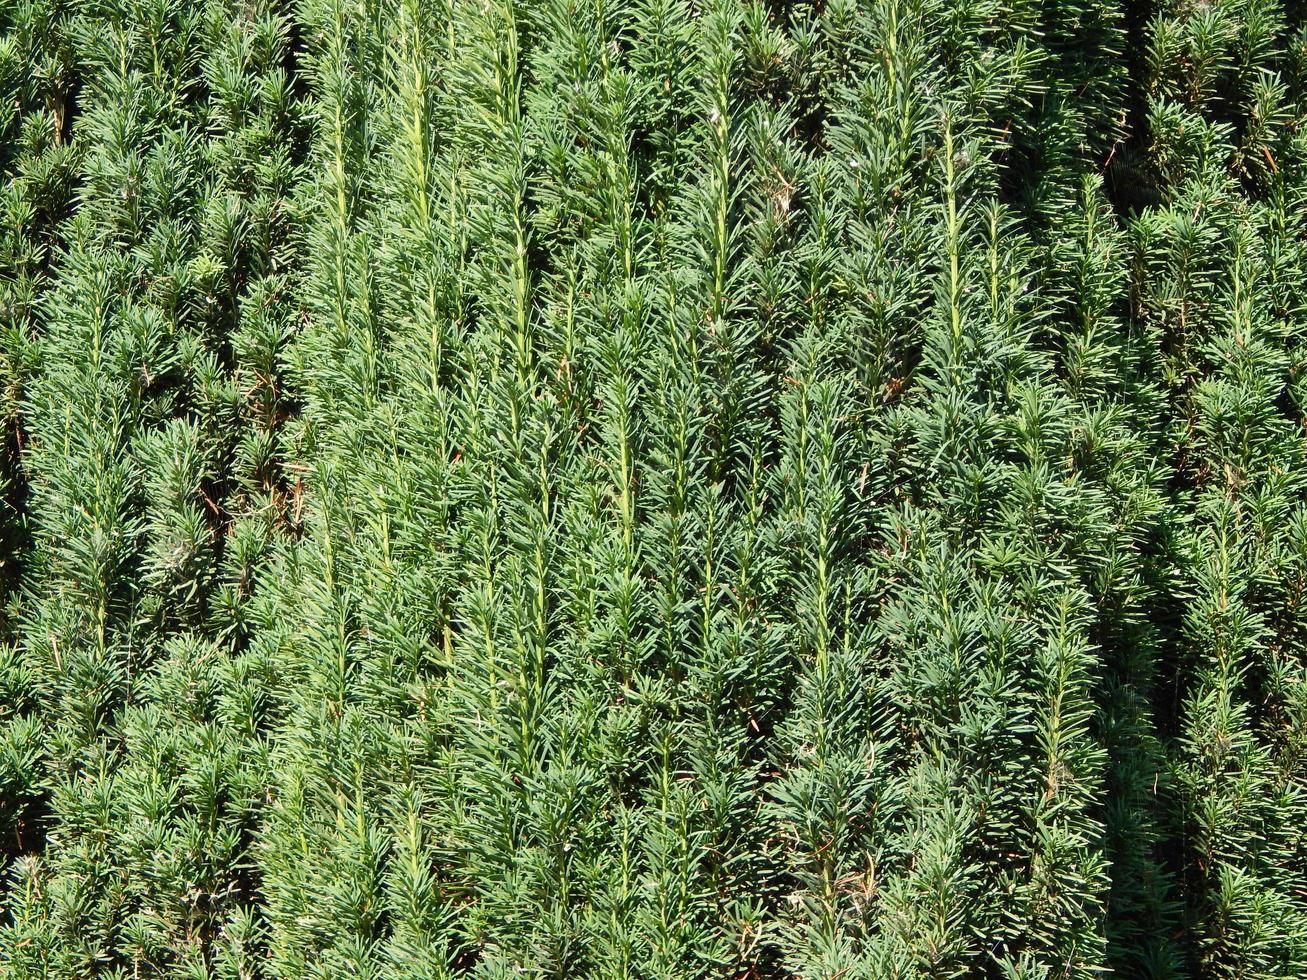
left=1, top=0, right=1306, bottom=976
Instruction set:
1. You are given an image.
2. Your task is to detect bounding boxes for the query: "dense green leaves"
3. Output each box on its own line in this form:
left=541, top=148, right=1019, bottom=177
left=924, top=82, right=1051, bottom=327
left=1, top=0, right=1307, bottom=977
